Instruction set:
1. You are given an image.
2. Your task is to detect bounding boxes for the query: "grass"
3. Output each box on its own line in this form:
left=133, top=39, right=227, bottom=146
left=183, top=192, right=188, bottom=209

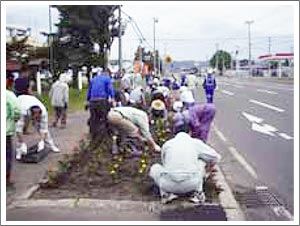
left=36, top=88, right=87, bottom=116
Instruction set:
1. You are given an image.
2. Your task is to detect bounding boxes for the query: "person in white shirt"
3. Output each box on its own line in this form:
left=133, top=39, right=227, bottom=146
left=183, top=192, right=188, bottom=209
left=129, top=86, right=146, bottom=109
left=179, top=86, right=195, bottom=108
left=107, top=106, right=161, bottom=153
left=49, top=73, right=69, bottom=128
left=15, top=95, right=60, bottom=160
left=149, top=131, right=221, bottom=204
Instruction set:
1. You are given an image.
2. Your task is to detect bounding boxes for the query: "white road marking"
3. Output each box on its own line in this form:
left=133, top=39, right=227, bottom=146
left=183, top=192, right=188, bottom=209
left=214, top=127, right=227, bottom=142
left=228, top=146, right=258, bottom=179
left=257, top=89, right=278, bottom=95
left=242, top=112, right=264, bottom=124
left=273, top=206, right=293, bottom=220
left=251, top=123, right=276, bottom=137
left=232, top=84, right=245, bottom=88
left=221, top=90, right=235, bottom=96
left=278, top=133, right=293, bottom=140
left=249, top=99, right=285, bottom=113
left=255, top=186, right=268, bottom=191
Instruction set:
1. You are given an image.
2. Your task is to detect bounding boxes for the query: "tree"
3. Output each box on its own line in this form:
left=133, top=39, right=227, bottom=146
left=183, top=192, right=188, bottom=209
left=210, top=50, right=232, bottom=71
left=53, top=5, right=119, bottom=72
left=6, top=36, right=33, bottom=65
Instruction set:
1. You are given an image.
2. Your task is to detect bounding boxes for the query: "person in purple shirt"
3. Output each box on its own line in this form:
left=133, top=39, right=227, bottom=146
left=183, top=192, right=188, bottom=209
left=86, top=68, right=115, bottom=142
left=172, top=101, right=216, bottom=143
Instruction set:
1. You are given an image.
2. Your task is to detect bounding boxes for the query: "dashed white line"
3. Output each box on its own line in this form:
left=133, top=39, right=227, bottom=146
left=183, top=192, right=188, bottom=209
left=214, top=127, right=227, bottom=142
left=278, top=133, right=293, bottom=140
left=249, top=99, right=285, bottom=113
left=221, top=90, right=235, bottom=96
left=228, top=146, right=258, bottom=179
left=257, top=89, right=278, bottom=95
left=232, top=84, right=245, bottom=89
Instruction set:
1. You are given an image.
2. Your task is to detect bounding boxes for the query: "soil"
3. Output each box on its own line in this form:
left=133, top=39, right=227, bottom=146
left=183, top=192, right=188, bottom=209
left=32, top=119, right=220, bottom=203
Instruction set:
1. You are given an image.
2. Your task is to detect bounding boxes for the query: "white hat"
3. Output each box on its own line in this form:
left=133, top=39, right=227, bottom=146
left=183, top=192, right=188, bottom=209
left=59, top=73, right=67, bottom=82
left=208, top=68, right=213, bottom=74
left=173, top=101, right=183, bottom=112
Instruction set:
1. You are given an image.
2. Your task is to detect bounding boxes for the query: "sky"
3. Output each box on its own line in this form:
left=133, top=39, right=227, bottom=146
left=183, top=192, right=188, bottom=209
left=4, top=1, right=296, bottom=62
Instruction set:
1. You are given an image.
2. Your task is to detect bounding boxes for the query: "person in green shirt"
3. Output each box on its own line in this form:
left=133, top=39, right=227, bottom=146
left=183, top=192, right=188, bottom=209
left=6, top=89, right=21, bottom=185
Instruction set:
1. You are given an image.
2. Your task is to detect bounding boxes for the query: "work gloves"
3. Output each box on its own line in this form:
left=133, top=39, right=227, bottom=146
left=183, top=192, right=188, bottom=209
left=16, top=143, right=27, bottom=160
left=37, top=140, right=45, bottom=152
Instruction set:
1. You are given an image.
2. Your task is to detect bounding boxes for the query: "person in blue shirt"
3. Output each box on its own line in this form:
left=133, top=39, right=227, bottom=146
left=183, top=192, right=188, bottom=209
left=180, top=72, right=187, bottom=86
left=86, top=68, right=115, bottom=142
left=202, top=69, right=217, bottom=103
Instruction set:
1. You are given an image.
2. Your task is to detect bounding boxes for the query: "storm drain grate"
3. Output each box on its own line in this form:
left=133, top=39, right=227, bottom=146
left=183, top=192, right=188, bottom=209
left=235, top=187, right=283, bottom=208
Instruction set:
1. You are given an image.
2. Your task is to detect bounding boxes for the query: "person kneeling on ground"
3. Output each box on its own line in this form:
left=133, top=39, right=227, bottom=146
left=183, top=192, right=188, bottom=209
left=15, top=95, right=60, bottom=160
left=107, top=106, right=161, bottom=153
left=149, top=131, right=221, bottom=204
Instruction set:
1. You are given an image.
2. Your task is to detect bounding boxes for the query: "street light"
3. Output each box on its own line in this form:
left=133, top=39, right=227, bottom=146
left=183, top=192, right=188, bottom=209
left=153, top=17, right=158, bottom=77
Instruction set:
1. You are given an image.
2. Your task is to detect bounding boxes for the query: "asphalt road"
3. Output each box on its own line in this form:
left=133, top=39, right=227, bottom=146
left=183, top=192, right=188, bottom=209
left=195, top=76, right=295, bottom=220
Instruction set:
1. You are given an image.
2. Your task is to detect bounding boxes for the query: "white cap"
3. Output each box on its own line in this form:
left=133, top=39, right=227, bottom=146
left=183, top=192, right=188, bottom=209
left=59, top=73, right=67, bottom=82
left=153, top=78, right=160, bottom=85
left=91, top=68, right=98, bottom=73
left=208, top=68, right=213, bottom=74
left=173, top=101, right=183, bottom=112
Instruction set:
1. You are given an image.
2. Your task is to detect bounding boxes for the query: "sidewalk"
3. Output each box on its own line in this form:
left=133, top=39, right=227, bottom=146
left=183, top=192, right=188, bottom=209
left=7, top=110, right=89, bottom=205
left=5, top=110, right=244, bottom=222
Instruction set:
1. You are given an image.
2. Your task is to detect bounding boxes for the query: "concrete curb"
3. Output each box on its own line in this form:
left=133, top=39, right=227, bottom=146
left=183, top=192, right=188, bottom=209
left=215, top=166, right=245, bottom=221
left=7, top=167, right=244, bottom=221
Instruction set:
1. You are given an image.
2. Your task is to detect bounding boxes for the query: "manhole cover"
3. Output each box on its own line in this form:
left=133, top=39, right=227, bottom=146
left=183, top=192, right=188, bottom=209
left=235, top=187, right=282, bottom=208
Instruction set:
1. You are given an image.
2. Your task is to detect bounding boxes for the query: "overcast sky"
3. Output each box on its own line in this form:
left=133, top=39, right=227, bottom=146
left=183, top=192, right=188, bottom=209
left=5, top=2, right=296, bottom=62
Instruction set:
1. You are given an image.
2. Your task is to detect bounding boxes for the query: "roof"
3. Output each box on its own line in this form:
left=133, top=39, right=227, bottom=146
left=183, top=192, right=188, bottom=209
left=6, top=59, right=21, bottom=71
left=258, top=53, right=294, bottom=61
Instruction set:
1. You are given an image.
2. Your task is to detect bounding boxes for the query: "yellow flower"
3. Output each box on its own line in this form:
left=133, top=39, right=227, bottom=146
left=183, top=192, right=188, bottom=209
left=114, top=163, right=119, bottom=169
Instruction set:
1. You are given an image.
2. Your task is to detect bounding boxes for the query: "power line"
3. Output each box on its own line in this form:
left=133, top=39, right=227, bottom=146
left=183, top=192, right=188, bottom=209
left=121, top=10, right=153, bottom=50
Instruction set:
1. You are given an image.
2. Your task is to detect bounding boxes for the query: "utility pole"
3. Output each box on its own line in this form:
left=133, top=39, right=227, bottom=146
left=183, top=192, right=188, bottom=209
left=245, top=20, right=254, bottom=76
left=268, top=36, right=271, bottom=54
left=268, top=36, right=271, bottom=77
left=215, top=43, right=219, bottom=74
left=118, top=5, right=122, bottom=73
left=153, top=17, right=158, bottom=77
left=49, top=5, right=54, bottom=74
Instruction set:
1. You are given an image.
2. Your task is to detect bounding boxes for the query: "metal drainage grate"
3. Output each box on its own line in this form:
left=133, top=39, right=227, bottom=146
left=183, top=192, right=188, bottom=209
left=235, top=187, right=282, bottom=208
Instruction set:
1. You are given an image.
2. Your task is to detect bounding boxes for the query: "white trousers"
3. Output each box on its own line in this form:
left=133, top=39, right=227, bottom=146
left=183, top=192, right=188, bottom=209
left=149, top=160, right=206, bottom=196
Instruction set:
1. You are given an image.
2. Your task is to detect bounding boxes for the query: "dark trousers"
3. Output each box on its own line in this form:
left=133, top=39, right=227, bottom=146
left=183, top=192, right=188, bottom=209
left=205, top=89, right=214, bottom=103
left=89, top=99, right=110, bottom=142
left=53, top=106, right=67, bottom=126
left=6, top=136, right=13, bottom=183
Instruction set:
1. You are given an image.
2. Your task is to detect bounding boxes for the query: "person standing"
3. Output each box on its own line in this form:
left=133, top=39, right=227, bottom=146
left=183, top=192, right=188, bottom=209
left=86, top=67, right=115, bottom=142
left=6, top=89, right=21, bottom=186
left=49, top=73, right=69, bottom=128
left=202, top=68, right=217, bottom=103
